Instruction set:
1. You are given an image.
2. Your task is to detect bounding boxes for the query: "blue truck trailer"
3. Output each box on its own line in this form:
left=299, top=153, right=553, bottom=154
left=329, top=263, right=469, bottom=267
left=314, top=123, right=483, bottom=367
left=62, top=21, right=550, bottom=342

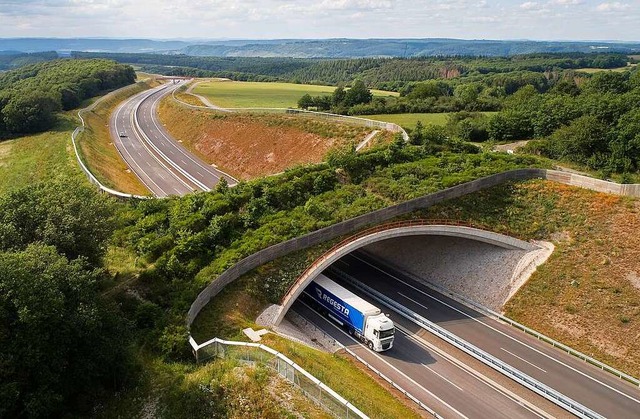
left=303, top=273, right=394, bottom=351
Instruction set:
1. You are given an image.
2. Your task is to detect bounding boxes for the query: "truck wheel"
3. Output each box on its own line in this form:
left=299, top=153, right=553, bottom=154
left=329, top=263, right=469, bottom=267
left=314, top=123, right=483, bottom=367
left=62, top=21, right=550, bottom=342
left=368, top=341, right=374, bottom=350
left=348, top=328, right=354, bottom=336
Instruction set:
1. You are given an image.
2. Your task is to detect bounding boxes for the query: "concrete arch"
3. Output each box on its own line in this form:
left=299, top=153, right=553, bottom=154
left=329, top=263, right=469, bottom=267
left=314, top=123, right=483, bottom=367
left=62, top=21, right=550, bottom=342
left=273, top=222, right=538, bottom=325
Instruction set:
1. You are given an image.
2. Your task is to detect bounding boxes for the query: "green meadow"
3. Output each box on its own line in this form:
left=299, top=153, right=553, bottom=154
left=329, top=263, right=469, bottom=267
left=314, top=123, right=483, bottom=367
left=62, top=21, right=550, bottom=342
left=191, top=80, right=398, bottom=108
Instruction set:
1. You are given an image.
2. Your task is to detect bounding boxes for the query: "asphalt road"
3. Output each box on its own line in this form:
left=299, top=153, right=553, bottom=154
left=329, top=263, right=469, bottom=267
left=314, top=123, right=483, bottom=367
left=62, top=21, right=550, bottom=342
left=110, top=82, right=236, bottom=197
left=332, top=251, right=640, bottom=418
left=293, top=301, right=551, bottom=418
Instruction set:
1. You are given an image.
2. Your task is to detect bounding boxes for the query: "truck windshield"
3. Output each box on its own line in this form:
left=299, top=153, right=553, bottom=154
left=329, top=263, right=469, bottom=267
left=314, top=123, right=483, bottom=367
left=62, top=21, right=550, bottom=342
left=379, top=328, right=395, bottom=339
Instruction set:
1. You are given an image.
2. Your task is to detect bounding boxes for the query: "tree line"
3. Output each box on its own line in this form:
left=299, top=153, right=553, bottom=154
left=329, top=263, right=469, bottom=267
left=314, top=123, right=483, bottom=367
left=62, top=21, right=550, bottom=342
left=0, top=58, right=135, bottom=136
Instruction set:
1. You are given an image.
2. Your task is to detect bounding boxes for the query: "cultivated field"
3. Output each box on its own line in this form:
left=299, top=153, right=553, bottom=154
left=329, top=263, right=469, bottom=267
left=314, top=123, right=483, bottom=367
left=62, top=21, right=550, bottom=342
left=368, top=112, right=497, bottom=129
left=576, top=64, right=637, bottom=73
left=191, top=80, right=398, bottom=108
left=158, top=99, right=394, bottom=180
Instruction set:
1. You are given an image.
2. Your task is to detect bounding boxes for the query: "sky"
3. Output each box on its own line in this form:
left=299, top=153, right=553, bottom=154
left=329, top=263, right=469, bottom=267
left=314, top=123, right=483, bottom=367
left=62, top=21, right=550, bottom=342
left=0, top=0, right=638, bottom=41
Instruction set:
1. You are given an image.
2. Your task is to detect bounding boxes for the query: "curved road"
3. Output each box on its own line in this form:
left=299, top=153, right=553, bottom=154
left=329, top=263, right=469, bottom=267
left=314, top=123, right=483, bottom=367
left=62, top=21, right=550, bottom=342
left=110, top=82, right=236, bottom=197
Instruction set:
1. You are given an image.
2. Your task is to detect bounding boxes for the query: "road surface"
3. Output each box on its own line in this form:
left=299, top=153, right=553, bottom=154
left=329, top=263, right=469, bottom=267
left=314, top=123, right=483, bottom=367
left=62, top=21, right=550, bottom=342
left=292, top=300, right=557, bottom=418
left=110, top=82, right=236, bottom=197
left=330, top=251, right=640, bottom=418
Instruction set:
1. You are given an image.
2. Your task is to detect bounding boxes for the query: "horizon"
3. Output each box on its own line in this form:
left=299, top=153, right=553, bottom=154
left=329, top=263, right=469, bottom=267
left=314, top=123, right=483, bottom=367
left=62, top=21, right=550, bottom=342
left=1, top=1, right=638, bottom=42
left=0, top=36, right=639, bottom=43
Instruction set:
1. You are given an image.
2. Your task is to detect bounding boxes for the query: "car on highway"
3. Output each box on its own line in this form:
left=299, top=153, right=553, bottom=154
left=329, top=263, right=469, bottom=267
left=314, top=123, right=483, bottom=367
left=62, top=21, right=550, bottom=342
left=119, top=132, right=127, bottom=137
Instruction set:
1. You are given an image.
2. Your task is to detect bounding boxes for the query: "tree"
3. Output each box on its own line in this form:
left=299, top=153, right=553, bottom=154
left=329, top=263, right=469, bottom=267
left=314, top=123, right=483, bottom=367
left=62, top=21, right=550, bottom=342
left=344, top=80, right=372, bottom=107
left=0, top=244, right=130, bottom=418
left=331, top=85, right=346, bottom=106
left=409, top=120, right=424, bottom=145
left=0, top=179, right=115, bottom=266
left=546, top=115, right=609, bottom=166
left=488, top=110, right=534, bottom=142
left=1, top=91, right=60, bottom=133
left=583, top=72, right=630, bottom=95
left=297, top=93, right=313, bottom=110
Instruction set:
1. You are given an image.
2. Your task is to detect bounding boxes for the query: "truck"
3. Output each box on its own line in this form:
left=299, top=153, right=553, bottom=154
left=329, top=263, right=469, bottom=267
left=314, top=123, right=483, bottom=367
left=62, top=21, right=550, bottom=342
left=303, top=273, right=394, bottom=352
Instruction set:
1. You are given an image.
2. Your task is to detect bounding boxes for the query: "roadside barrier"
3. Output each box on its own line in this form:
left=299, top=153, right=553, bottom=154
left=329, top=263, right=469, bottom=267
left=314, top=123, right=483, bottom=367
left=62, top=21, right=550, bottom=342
left=72, top=82, right=151, bottom=200
left=333, top=269, right=604, bottom=419
left=189, top=336, right=368, bottom=419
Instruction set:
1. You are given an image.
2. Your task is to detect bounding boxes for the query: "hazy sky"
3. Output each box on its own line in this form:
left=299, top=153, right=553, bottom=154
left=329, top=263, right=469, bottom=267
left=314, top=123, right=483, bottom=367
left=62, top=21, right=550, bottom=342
left=0, top=0, right=638, bottom=41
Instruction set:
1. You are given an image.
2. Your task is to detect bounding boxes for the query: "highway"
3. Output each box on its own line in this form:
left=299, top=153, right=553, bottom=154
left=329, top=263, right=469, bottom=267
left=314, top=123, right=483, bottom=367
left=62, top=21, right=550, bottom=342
left=292, top=301, right=558, bottom=418
left=327, top=251, right=640, bottom=418
left=110, top=82, right=236, bottom=197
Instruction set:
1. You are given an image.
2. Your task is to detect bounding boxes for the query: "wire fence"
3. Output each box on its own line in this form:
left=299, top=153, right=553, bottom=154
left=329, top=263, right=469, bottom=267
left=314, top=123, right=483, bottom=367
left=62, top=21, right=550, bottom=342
left=190, top=337, right=368, bottom=419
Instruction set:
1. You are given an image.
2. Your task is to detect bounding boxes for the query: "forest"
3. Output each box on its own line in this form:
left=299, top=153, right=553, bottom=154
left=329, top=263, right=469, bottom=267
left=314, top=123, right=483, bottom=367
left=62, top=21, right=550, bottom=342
left=73, top=51, right=630, bottom=88
left=0, top=58, right=135, bottom=136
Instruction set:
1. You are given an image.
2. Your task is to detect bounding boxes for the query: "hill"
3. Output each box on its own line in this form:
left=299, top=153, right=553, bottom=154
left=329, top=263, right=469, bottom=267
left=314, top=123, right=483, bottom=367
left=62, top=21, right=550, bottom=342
left=3, top=37, right=640, bottom=58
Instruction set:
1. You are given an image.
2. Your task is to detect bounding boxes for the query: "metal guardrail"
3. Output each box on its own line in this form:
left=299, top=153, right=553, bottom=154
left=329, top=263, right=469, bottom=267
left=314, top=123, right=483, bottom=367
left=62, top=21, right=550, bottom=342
left=72, top=83, right=151, bottom=200
left=189, top=336, right=368, bottom=419
left=408, top=273, right=640, bottom=388
left=332, top=269, right=604, bottom=419
left=291, top=306, right=442, bottom=417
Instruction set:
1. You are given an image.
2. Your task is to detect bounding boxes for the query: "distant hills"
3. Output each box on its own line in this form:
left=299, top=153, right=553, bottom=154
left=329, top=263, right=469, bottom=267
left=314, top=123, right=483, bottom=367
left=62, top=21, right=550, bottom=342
left=1, top=37, right=640, bottom=58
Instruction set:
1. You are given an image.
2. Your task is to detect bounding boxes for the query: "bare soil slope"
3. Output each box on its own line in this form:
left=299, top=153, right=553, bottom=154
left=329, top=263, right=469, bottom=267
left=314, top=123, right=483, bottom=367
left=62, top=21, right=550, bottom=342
left=158, top=99, right=392, bottom=180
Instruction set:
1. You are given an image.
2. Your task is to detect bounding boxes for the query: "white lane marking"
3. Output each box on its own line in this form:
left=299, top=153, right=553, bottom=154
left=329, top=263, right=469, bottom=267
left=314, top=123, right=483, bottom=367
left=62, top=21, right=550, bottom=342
left=111, top=92, right=166, bottom=196
left=423, top=364, right=464, bottom=392
left=137, top=152, right=142, bottom=157
left=398, top=292, right=429, bottom=311
left=298, top=301, right=469, bottom=419
left=159, top=173, right=166, bottom=180
left=399, top=327, right=549, bottom=419
left=349, top=253, right=640, bottom=406
left=501, top=348, right=547, bottom=374
left=146, top=161, right=151, bottom=167
left=169, top=150, right=175, bottom=155
left=197, top=171, right=203, bottom=176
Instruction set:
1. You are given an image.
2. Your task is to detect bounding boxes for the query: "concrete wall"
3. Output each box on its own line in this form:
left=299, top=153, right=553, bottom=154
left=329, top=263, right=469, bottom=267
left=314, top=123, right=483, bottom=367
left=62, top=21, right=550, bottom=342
left=187, top=169, right=640, bottom=329
left=362, top=236, right=549, bottom=311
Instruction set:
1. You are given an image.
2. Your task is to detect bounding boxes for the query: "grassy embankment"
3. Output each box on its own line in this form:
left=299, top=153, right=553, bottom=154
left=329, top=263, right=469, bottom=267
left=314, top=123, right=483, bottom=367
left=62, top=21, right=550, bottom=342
left=77, top=76, right=161, bottom=196
left=157, top=97, right=395, bottom=180
left=416, top=180, right=640, bottom=377
left=0, top=113, right=83, bottom=193
left=190, top=244, right=422, bottom=419
left=191, top=80, right=398, bottom=108
left=0, top=74, right=160, bottom=194
left=192, top=178, right=640, bottom=387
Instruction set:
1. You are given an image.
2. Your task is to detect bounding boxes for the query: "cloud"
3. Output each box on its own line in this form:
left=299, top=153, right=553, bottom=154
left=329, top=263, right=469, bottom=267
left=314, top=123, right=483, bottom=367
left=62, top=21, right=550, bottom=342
left=595, top=2, right=631, bottom=12
left=551, top=0, right=584, bottom=5
left=0, top=0, right=638, bottom=41
left=520, top=1, right=542, bottom=10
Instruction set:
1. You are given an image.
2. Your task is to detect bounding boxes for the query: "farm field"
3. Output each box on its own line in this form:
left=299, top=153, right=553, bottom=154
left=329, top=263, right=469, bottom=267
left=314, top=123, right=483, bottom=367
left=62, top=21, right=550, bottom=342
left=191, top=80, right=398, bottom=108
left=576, top=64, right=637, bottom=73
left=367, top=112, right=497, bottom=129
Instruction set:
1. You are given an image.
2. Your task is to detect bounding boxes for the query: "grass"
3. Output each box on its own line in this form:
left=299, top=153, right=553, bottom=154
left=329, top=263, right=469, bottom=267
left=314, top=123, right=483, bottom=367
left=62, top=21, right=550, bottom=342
left=419, top=180, right=640, bottom=378
left=191, top=80, right=398, bottom=109
left=78, top=81, right=158, bottom=196
left=0, top=113, right=84, bottom=193
left=367, top=112, right=497, bottom=129
left=576, top=64, right=637, bottom=73
left=190, top=245, right=421, bottom=419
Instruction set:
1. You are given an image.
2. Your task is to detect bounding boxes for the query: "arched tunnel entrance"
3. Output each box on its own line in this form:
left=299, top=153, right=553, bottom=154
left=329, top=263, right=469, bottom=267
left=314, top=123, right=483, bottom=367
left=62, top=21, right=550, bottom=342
left=273, top=221, right=552, bottom=326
